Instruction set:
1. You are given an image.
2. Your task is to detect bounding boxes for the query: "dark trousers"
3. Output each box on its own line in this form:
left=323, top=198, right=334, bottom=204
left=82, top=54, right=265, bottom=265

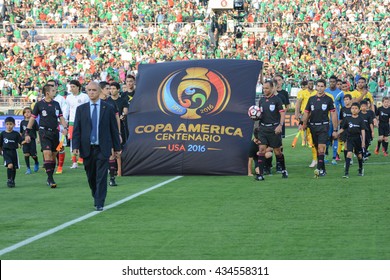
left=83, top=146, right=109, bottom=208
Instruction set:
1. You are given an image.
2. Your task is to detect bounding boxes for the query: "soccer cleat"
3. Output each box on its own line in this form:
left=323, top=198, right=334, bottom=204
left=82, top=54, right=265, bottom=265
left=276, top=162, right=282, bottom=174
left=342, top=173, right=349, bottom=179
left=77, top=158, right=84, bottom=165
left=25, top=168, right=31, bottom=175
left=358, top=169, right=364, bottom=176
left=319, top=170, right=327, bottom=177
left=7, top=179, right=15, bottom=188
left=255, top=175, right=265, bottom=181
left=70, top=162, right=78, bottom=169
left=281, top=170, right=288, bottom=178
left=331, top=159, right=337, bottom=165
left=374, top=146, right=379, bottom=155
left=34, top=162, right=40, bottom=172
left=109, top=178, right=117, bottom=186
left=263, top=167, right=272, bottom=176
left=95, top=206, right=104, bottom=211
left=56, top=167, right=63, bottom=174
left=314, top=169, right=320, bottom=178
left=309, top=160, right=317, bottom=168
left=384, top=151, right=389, bottom=157
left=335, top=154, right=341, bottom=161
left=47, top=179, right=57, bottom=188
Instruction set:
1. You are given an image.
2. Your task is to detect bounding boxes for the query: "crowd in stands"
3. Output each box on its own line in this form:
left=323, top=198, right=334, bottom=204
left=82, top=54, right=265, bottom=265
left=0, top=0, right=389, bottom=103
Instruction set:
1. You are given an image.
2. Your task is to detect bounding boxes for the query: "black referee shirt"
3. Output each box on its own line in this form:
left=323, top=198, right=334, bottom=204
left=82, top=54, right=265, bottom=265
left=258, top=94, right=284, bottom=125
left=305, top=94, right=335, bottom=124
left=32, top=99, right=63, bottom=130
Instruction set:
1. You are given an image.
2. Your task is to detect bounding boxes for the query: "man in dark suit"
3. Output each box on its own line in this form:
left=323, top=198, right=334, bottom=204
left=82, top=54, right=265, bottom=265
left=72, top=82, right=121, bottom=211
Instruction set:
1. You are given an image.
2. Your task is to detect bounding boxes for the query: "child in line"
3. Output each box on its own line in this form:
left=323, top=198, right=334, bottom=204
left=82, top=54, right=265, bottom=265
left=359, top=100, right=375, bottom=160
left=338, top=94, right=353, bottom=162
left=337, top=103, right=366, bottom=178
left=20, top=107, right=40, bottom=174
left=0, top=117, right=23, bottom=187
left=375, top=97, right=390, bottom=156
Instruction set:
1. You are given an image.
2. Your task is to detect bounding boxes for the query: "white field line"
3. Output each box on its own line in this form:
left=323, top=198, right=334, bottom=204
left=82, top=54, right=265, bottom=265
left=0, top=176, right=183, bottom=257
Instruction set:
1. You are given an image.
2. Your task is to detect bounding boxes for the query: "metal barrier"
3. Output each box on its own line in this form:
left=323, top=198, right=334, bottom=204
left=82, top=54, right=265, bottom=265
left=0, top=96, right=33, bottom=115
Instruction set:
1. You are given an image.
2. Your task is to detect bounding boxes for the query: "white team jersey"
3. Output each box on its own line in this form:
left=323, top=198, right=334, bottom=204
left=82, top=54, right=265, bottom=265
left=54, top=95, right=69, bottom=121
left=66, top=92, right=90, bottom=123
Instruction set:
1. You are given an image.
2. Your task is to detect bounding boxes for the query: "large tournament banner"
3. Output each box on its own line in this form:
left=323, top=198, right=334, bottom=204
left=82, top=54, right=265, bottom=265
left=122, top=60, right=263, bottom=175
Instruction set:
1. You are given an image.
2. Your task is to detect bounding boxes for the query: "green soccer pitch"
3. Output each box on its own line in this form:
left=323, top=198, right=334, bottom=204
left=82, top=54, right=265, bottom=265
left=1, top=128, right=389, bottom=260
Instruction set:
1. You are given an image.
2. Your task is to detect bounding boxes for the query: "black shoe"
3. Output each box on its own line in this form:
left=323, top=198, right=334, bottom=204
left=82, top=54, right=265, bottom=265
left=7, top=180, right=14, bottom=188
left=109, top=178, right=117, bottom=186
left=95, top=206, right=104, bottom=211
left=282, top=170, right=288, bottom=178
left=342, top=173, right=349, bottom=179
left=358, top=168, right=364, bottom=176
left=47, top=179, right=57, bottom=188
left=319, top=170, right=327, bottom=177
left=255, top=175, right=265, bottom=181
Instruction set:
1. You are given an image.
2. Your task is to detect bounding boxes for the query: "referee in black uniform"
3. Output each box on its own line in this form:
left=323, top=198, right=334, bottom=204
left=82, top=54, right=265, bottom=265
left=256, top=80, right=288, bottom=181
left=25, top=84, right=68, bottom=188
left=302, top=79, right=338, bottom=177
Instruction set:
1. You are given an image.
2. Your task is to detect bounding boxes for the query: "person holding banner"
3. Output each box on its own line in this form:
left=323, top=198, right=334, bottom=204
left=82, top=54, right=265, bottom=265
left=256, top=80, right=288, bottom=181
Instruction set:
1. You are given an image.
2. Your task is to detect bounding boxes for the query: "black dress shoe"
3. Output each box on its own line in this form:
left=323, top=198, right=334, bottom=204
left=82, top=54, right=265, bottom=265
left=95, top=206, right=104, bottom=211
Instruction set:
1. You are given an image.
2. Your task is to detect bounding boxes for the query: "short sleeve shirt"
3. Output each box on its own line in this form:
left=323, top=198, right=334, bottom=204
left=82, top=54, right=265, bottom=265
left=258, top=94, right=284, bottom=125
left=305, top=94, right=335, bottom=124
left=32, top=99, right=63, bottom=130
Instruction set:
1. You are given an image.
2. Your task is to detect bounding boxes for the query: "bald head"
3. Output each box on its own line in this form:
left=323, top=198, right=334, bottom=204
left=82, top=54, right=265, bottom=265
left=86, top=81, right=101, bottom=102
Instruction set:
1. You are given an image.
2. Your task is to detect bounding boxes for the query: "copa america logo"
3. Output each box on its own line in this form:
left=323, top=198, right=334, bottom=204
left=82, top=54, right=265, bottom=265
left=157, top=67, right=231, bottom=119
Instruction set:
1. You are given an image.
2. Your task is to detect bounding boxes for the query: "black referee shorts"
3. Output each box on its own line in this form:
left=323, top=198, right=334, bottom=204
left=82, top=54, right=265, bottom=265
left=39, top=129, right=59, bottom=152
left=258, top=127, right=282, bottom=148
left=309, top=124, right=329, bottom=146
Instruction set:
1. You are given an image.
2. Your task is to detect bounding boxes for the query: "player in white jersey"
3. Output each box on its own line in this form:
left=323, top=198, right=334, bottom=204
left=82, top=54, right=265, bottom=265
left=47, top=80, right=69, bottom=174
left=65, top=80, right=89, bottom=168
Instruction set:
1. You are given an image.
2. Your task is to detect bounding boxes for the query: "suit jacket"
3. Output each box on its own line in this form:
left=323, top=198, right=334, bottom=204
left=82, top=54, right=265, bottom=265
left=73, top=100, right=121, bottom=159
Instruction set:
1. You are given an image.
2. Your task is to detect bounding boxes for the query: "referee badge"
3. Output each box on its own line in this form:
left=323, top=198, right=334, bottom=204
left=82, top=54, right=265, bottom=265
left=42, top=110, right=47, bottom=116
left=322, top=104, right=327, bottom=111
left=269, top=104, right=275, bottom=111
